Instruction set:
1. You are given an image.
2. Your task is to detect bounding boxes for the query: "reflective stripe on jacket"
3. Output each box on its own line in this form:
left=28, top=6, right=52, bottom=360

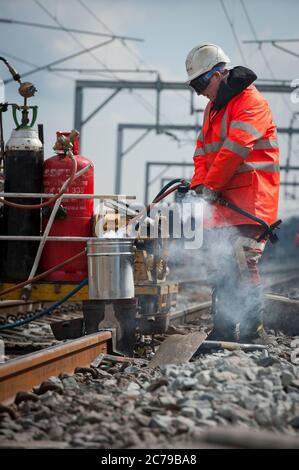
left=190, top=85, right=280, bottom=227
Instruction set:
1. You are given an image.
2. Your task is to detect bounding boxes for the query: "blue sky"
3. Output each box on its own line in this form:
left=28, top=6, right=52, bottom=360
left=0, top=0, right=298, bottom=215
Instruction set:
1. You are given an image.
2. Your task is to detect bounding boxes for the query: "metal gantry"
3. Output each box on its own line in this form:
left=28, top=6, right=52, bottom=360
left=73, top=78, right=299, bottom=202
left=74, top=78, right=298, bottom=136
left=115, top=124, right=200, bottom=196
left=243, top=38, right=299, bottom=59
left=74, top=78, right=197, bottom=137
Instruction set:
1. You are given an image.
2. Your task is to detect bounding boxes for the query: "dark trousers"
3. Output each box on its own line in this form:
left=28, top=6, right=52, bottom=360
left=204, top=225, right=267, bottom=341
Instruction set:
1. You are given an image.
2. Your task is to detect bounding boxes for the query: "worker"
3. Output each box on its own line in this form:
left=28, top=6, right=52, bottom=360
left=185, top=44, right=280, bottom=342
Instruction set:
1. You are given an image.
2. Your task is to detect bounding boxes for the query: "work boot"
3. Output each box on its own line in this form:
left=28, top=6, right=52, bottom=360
left=237, top=285, right=275, bottom=344
left=207, top=321, right=238, bottom=342
left=251, top=326, right=274, bottom=345
left=209, top=285, right=240, bottom=342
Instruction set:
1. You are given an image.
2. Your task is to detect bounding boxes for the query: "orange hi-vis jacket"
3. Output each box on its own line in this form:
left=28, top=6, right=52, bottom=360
left=190, top=85, right=280, bottom=227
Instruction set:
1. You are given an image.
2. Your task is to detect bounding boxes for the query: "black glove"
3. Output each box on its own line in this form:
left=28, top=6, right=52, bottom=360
left=202, top=186, right=219, bottom=202
left=193, top=184, right=205, bottom=195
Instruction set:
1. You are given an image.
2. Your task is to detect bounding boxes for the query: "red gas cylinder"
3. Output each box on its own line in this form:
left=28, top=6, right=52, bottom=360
left=40, top=131, right=94, bottom=281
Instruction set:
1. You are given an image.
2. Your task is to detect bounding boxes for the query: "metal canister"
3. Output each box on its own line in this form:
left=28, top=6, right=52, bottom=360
left=1, top=128, right=43, bottom=281
left=87, top=238, right=135, bottom=300
left=41, top=131, right=94, bottom=281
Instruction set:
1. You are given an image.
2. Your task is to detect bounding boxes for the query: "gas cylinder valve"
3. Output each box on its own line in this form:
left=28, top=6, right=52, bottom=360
left=53, top=129, right=80, bottom=156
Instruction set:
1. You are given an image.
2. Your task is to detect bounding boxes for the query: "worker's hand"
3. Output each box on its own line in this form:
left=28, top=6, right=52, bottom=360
left=202, top=186, right=219, bottom=202
left=193, top=184, right=205, bottom=196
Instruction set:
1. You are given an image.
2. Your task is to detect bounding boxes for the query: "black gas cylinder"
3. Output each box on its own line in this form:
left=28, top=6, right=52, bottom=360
left=1, top=128, right=43, bottom=281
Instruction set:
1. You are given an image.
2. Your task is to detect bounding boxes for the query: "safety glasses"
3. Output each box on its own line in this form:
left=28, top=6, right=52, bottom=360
left=189, top=66, right=224, bottom=95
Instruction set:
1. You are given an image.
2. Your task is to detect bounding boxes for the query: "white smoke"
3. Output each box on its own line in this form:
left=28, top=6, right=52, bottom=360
left=167, top=196, right=267, bottom=340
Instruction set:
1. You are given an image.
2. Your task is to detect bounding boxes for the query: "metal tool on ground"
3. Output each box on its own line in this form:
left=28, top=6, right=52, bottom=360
left=149, top=330, right=207, bottom=367
left=197, top=340, right=268, bottom=353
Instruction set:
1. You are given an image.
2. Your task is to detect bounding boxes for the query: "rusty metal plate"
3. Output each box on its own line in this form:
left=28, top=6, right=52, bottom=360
left=149, top=330, right=207, bottom=368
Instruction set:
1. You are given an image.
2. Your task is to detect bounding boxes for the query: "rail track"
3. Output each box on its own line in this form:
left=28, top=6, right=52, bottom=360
left=0, top=267, right=298, bottom=356
left=0, top=331, right=111, bottom=404
left=0, top=267, right=298, bottom=405
left=0, top=303, right=84, bottom=358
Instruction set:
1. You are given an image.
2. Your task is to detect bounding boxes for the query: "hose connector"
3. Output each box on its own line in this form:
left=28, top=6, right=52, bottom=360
left=0, top=56, right=21, bottom=83
left=177, top=179, right=190, bottom=196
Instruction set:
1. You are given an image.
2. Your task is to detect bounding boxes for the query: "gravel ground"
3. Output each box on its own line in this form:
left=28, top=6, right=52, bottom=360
left=0, top=333, right=298, bottom=448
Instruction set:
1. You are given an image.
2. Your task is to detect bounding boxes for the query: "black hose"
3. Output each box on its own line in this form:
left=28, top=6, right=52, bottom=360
left=152, top=178, right=185, bottom=202
left=0, top=278, right=88, bottom=331
left=0, top=57, right=21, bottom=82
left=218, top=197, right=282, bottom=244
left=134, top=179, right=188, bottom=231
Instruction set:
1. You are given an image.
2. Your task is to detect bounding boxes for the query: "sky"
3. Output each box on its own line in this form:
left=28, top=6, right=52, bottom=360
left=0, top=0, right=299, bottom=217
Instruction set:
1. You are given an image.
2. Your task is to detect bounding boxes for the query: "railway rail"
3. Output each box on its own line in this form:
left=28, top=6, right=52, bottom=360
left=0, top=268, right=298, bottom=405
left=0, top=268, right=298, bottom=355
left=0, top=331, right=111, bottom=404
left=0, top=303, right=84, bottom=357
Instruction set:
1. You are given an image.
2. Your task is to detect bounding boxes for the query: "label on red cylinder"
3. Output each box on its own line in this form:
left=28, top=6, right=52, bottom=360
left=43, top=155, right=94, bottom=217
left=41, top=153, right=94, bottom=281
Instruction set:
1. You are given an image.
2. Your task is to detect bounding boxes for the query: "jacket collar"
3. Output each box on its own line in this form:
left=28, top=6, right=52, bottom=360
left=213, top=66, right=257, bottom=110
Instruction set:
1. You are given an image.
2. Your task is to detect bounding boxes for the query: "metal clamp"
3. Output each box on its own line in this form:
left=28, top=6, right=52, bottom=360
left=12, top=104, right=38, bottom=128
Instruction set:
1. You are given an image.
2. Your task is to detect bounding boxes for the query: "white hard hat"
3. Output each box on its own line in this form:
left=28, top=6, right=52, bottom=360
left=185, top=44, right=231, bottom=84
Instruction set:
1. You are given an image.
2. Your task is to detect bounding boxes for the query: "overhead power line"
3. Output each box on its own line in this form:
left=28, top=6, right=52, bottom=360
left=219, top=0, right=248, bottom=65
left=74, top=0, right=180, bottom=125
left=270, top=43, right=299, bottom=59
left=76, top=0, right=191, bottom=107
left=31, top=0, right=192, bottom=138
left=240, top=0, right=293, bottom=120
left=4, top=38, right=114, bottom=84
left=76, top=0, right=147, bottom=68
left=243, top=39, right=299, bottom=59
left=76, top=0, right=156, bottom=78
left=240, top=0, right=299, bottom=201
left=0, top=17, right=144, bottom=42
left=240, top=0, right=275, bottom=79
left=33, top=0, right=116, bottom=78
left=244, top=38, right=299, bottom=44
left=76, top=0, right=192, bottom=130
left=0, top=49, right=38, bottom=69
left=0, top=50, right=74, bottom=82
left=33, top=0, right=159, bottom=121
left=49, top=67, right=157, bottom=74
left=0, top=49, right=74, bottom=82
left=31, top=1, right=163, bottom=121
